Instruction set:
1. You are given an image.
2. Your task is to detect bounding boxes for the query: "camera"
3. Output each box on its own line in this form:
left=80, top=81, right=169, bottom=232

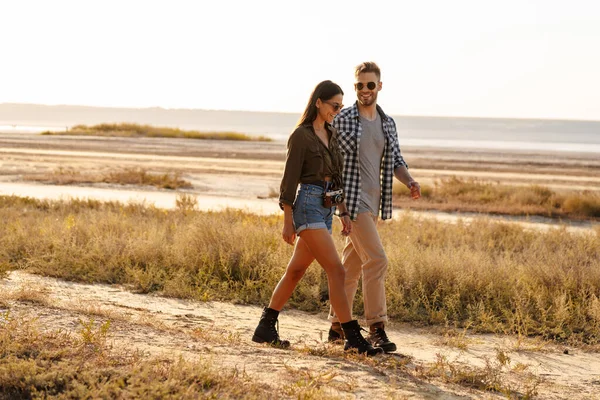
left=323, top=189, right=345, bottom=208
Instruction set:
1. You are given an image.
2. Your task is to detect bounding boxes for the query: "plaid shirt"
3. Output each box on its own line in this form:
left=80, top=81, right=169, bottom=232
left=333, top=102, right=408, bottom=220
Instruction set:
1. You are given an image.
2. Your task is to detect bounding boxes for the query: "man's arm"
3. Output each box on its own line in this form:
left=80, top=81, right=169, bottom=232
left=394, top=165, right=421, bottom=199
left=393, top=165, right=414, bottom=187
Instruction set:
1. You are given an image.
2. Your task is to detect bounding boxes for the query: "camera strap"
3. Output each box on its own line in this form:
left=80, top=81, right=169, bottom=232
left=325, top=189, right=344, bottom=197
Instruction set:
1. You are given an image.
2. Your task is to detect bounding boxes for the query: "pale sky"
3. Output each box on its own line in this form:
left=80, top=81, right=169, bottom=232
left=1, top=0, right=599, bottom=120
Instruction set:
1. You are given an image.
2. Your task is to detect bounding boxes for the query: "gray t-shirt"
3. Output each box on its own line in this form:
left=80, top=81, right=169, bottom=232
left=358, top=113, right=385, bottom=215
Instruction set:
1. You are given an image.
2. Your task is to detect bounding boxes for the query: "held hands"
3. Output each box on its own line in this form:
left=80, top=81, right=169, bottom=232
left=408, top=181, right=421, bottom=200
left=282, top=220, right=296, bottom=245
left=338, top=211, right=352, bottom=236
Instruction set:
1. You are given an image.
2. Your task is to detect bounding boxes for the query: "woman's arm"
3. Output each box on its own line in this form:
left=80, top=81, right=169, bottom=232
left=279, top=129, right=306, bottom=209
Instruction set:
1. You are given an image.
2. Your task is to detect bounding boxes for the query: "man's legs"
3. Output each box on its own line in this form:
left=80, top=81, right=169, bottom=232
left=352, top=213, right=388, bottom=326
left=354, top=213, right=397, bottom=352
left=328, top=213, right=388, bottom=322
left=328, top=212, right=395, bottom=351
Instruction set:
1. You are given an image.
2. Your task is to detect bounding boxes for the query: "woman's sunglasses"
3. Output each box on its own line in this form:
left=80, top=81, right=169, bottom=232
left=355, top=81, right=377, bottom=90
left=324, top=101, right=344, bottom=112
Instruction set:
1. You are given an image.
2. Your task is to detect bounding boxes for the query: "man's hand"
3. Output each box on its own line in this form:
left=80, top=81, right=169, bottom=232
left=394, top=166, right=421, bottom=200
left=408, top=181, right=421, bottom=200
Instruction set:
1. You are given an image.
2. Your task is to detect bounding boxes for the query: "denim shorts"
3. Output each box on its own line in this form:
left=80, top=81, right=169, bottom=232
left=293, top=184, right=335, bottom=234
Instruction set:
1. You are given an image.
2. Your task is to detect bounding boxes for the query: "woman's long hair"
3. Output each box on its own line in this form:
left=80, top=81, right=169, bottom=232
left=296, top=80, right=344, bottom=127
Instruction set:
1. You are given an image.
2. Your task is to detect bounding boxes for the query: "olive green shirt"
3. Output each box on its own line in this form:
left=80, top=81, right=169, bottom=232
left=279, top=123, right=344, bottom=207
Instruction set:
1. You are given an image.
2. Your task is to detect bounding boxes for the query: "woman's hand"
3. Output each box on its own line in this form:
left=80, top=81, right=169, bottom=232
left=282, top=220, right=296, bottom=245
left=281, top=204, right=296, bottom=245
left=340, top=215, right=352, bottom=236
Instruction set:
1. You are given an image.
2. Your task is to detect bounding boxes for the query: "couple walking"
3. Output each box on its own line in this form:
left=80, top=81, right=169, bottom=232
left=252, top=61, right=421, bottom=356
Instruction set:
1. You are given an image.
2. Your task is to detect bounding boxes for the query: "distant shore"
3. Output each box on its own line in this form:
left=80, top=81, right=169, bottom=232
left=2, top=102, right=600, bottom=146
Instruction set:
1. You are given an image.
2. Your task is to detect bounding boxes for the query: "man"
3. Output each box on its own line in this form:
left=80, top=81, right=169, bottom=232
left=328, top=61, right=421, bottom=353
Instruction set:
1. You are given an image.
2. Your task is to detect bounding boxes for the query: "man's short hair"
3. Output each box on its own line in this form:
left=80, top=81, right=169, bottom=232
left=355, top=61, right=381, bottom=81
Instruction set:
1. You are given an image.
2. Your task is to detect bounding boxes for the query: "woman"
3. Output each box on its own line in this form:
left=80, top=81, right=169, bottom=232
left=251, top=80, right=383, bottom=356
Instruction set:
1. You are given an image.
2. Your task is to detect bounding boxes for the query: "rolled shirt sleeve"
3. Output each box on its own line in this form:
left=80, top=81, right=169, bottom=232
left=279, top=129, right=306, bottom=208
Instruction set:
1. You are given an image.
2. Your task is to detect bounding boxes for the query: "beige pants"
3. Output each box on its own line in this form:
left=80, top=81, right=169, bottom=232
left=329, top=212, right=388, bottom=326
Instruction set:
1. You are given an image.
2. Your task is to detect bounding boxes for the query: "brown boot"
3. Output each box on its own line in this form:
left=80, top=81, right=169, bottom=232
left=366, top=321, right=397, bottom=353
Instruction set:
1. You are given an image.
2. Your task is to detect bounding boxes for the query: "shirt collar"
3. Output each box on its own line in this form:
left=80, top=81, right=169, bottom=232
left=350, top=101, right=389, bottom=122
left=302, top=122, right=338, bottom=140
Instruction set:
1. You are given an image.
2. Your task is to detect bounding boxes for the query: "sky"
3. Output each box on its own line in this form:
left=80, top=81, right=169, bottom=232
left=1, top=0, right=599, bottom=120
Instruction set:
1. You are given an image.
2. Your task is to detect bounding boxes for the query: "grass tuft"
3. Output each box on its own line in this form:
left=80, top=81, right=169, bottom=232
left=24, top=167, right=193, bottom=190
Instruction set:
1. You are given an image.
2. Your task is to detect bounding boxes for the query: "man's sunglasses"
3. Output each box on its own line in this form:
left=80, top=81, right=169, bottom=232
left=355, top=81, right=377, bottom=90
left=324, top=101, right=344, bottom=112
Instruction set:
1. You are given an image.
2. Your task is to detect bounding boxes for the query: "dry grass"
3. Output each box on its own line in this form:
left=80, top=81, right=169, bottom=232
left=432, top=326, right=474, bottom=350
left=24, top=167, right=193, bottom=190
left=0, top=195, right=599, bottom=346
left=0, top=313, right=272, bottom=399
left=0, top=285, right=52, bottom=306
left=41, top=123, right=272, bottom=142
left=281, top=364, right=349, bottom=398
left=393, top=177, right=600, bottom=220
left=419, top=350, right=540, bottom=398
left=64, top=302, right=129, bottom=322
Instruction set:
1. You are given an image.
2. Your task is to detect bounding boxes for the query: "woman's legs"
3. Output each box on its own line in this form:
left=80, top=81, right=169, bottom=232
left=298, top=228, right=352, bottom=323
left=268, top=237, right=315, bottom=310
left=252, top=236, right=314, bottom=347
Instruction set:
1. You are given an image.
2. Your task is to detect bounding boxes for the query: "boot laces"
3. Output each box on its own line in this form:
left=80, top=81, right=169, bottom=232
left=268, top=318, right=281, bottom=340
left=374, top=327, right=390, bottom=344
left=274, top=320, right=280, bottom=338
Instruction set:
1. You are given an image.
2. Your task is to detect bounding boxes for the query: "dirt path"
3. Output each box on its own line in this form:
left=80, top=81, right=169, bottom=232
left=2, top=271, right=599, bottom=399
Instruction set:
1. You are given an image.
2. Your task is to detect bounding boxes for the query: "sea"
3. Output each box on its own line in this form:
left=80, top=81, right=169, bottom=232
left=1, top=104, right=599, bottom=154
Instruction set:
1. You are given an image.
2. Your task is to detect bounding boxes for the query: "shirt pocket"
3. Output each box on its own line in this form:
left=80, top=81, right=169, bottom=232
left=338, top=131, right=357, bottom=154
left=305, top=144, right=323, bottom=171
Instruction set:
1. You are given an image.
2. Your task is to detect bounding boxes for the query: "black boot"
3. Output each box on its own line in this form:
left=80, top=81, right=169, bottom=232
left=252, top=307, right=290, bottom=348
left=341, top=320, right=384, bottom=356
left=327, top=322, right=345, bottom=343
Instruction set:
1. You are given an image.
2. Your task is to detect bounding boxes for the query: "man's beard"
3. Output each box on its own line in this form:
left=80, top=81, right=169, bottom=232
left=358, top=91, right=378, bottom=106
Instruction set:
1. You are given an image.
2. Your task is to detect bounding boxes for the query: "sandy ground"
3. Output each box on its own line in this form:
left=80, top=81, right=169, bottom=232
left=1, top=132, right=600, bottom=398
left=3, top=271, right=600, bottom=399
